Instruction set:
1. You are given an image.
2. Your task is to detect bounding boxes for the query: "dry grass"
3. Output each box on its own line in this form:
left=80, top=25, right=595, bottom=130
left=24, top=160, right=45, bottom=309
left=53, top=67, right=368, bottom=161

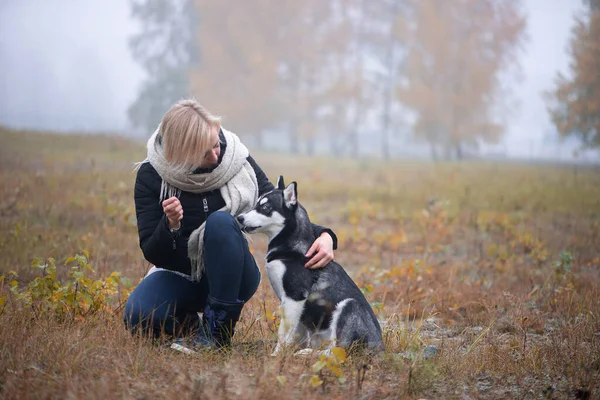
left=1, top=126, right=599, bottom=399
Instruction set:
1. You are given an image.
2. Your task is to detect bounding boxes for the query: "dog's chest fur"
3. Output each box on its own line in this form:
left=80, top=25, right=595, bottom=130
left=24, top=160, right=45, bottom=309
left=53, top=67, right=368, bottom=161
left=266, top=258, right=336, bottom=332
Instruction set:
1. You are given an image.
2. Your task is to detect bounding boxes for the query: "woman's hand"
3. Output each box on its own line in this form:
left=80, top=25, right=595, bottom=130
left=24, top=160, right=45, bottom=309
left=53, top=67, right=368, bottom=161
left=305, top=232, right=334, bottom=269
left=162, top=196, right=183, bottom=229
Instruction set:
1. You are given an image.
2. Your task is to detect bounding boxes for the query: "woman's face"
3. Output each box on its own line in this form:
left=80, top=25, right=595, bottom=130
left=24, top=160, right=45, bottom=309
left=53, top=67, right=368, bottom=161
left=199, top=127, right=221, bottom=168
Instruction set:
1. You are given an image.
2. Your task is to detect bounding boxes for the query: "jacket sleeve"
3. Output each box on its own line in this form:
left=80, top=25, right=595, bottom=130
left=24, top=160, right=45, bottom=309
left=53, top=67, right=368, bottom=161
left=134, top=164, right=180, bottom=267
left=312, top=224, right=338, bottom=250
left=247, top=155, right=338, bottom=250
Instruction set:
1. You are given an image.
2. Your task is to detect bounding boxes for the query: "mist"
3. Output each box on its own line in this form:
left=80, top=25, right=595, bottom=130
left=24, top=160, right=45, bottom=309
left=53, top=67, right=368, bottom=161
left=1, top=0, right=598, bottom=163
left=0, top=0, right=142, bottom=133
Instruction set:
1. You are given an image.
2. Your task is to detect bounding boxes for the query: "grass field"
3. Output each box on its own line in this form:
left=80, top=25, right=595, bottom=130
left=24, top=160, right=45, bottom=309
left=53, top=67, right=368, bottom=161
left=1, top=126, right=599, bottom=399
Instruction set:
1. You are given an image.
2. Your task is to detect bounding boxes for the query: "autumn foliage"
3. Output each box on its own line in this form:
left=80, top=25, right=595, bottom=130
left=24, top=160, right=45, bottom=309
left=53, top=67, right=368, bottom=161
left=184, top=0, right=526, bottom=158
left=547, top=0, right=600, bottom=148
left=399, top=0, right=525, bottom=160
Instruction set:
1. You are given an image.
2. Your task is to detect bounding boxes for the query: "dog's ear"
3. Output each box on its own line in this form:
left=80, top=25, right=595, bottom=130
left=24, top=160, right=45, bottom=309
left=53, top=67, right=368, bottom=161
left=276, top=175, right=285, bottom=190
left=283, top=182, right=297, bottom=208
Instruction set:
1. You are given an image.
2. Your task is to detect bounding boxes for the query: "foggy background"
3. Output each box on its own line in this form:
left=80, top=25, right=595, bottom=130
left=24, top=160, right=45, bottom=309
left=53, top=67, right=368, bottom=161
left=1, top=0, right=598, bottom=163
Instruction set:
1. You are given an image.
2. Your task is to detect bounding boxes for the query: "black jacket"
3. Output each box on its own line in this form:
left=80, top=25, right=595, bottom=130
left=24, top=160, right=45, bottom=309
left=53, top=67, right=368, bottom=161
left=134, top=143, right=337, bottom=275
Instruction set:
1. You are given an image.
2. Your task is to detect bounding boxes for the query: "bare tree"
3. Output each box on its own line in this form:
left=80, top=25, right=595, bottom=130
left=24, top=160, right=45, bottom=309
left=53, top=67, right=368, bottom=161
left=128, top=0, right=198, bottom=134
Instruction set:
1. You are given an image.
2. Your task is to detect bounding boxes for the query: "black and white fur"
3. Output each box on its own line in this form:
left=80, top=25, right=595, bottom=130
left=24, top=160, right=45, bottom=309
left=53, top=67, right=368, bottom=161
left=237, top=176, right=383, bottom=355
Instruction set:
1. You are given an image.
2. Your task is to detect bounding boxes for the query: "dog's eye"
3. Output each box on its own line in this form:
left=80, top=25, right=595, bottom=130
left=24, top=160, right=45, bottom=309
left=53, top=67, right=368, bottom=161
left=260, top=203, right=271, bottom=213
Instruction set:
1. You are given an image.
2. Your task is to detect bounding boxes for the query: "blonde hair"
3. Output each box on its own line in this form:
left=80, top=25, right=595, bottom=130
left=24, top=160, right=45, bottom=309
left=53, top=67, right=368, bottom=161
left=159, top=99, right=221, bottom=169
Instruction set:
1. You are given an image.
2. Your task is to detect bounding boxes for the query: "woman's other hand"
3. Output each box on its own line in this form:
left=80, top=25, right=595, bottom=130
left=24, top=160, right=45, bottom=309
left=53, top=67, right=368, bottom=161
left=304, top=233, right=334, bottom=269
left=162, top=196, right=183, bottom=229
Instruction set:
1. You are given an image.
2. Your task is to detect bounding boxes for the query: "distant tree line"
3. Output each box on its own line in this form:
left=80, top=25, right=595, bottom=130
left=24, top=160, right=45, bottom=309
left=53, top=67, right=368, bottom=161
left=129, top=0, right=529, bottom=160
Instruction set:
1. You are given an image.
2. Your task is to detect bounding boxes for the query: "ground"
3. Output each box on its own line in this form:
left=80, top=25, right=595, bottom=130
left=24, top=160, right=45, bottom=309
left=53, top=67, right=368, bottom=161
left=0, top=126, right=599, bottom=399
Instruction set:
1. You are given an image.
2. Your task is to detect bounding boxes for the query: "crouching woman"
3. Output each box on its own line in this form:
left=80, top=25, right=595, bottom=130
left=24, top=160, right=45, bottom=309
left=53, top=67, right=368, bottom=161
left=124, top=99, right=337, bottom=350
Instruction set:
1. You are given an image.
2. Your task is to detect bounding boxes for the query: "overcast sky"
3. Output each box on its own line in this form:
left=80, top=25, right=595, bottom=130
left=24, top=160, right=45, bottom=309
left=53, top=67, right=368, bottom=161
left=0, top=0, right=595, bottom=160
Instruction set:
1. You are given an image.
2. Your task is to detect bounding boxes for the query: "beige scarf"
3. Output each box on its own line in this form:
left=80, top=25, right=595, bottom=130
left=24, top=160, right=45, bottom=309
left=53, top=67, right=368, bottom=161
left=144, top=126, right=259, bottom=281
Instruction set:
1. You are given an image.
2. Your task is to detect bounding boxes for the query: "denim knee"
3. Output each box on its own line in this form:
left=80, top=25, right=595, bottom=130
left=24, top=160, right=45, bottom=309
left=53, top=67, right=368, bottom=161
left=123, top=295, right=154, bottom=335
left=204, top=211, right=240, bottom=243
left=123, top=282, right=172, bottom=337
left=124, top=295, right=178, bottom=337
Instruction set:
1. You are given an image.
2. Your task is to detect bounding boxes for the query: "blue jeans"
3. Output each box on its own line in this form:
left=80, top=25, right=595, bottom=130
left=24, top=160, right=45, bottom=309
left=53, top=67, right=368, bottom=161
left=124, top=211, right=261, bottom=337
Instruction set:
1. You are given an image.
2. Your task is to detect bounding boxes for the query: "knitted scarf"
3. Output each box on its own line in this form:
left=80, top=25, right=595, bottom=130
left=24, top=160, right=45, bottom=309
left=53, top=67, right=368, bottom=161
left=144, top=126, right=259, bottom=281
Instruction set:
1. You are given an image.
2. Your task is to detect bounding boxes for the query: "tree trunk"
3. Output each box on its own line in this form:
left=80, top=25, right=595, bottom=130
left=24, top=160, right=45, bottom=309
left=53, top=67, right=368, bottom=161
left=380, top=63, right=393, bottom=161
left=254, top=131, right=264, bottom=150
left=306, top=136, right=315, bottom=156
left=330, top=134, right=341, bottom=156
left=347, top=0, right=365, bottom=160
left=289, top=125, right=300, bottom=154
left=455, top=143, right=463, bottom=160
left=382, top=129, right=390, bottom=161
left=443, top=143, right=453, bottom=160
left=379, top=1, right=401, bottom=161
left=429, top=142, right=439, bottom=161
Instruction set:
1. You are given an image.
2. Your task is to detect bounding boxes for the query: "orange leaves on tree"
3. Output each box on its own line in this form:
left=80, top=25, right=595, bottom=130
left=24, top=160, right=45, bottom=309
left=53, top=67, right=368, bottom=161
left=547, top=5, right=600, bottom=148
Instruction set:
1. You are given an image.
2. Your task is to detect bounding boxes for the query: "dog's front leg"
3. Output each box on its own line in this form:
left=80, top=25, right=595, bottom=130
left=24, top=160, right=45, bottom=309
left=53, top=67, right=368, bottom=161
left=271, top=298, right=306, bottom=356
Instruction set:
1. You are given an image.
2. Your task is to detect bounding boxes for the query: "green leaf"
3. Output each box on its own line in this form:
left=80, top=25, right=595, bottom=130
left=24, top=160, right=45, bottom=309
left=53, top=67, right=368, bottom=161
left=312, top=360, right=327, bottom=374
left=72, top=271, right=84, bottom=280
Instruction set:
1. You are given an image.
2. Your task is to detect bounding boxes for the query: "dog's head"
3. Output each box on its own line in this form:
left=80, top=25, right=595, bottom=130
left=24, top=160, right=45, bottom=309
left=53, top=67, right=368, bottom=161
left=237, top=176, right=297, bottom=239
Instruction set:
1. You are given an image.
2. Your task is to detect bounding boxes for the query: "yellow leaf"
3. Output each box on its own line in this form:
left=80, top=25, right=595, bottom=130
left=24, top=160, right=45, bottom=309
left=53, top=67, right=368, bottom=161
left=310, top=375, right=323, bottom=388
left=266, top=309, right=275, bottom=320
left=83, top=250, right=90, bottom=259
left=331, top=347, right=346, bottom=362
left=329, top=366, right=343, bottom=378
left=65, top=257, right=75, bottom=265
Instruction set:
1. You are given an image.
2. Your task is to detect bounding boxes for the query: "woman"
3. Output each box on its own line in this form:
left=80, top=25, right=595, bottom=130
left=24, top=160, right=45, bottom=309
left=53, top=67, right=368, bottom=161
left=124, top=99, right=337, bottom=350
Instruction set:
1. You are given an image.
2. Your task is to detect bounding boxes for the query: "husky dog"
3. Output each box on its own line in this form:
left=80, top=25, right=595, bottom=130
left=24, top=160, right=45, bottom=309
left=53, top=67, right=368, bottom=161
left=237, top=176, right=383, bottom=355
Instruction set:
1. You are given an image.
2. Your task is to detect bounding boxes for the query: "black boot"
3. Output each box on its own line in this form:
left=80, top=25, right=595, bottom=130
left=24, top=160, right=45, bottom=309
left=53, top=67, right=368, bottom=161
left=195, top=295, right=244, bottom=349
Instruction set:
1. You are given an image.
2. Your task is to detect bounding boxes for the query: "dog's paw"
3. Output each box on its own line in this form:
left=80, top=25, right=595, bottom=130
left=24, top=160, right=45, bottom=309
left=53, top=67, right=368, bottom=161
left=270, top=344, right=283, bottom=357
left=170, top=342, right=196, bottom=355
left=318, top=348, right=333, bottom=356
left=293, top=348, right=314, bottom=356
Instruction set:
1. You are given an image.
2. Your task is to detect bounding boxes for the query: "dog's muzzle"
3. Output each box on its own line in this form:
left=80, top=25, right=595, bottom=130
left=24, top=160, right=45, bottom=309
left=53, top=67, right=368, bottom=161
left=236, top=215, right=259, bottom=233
